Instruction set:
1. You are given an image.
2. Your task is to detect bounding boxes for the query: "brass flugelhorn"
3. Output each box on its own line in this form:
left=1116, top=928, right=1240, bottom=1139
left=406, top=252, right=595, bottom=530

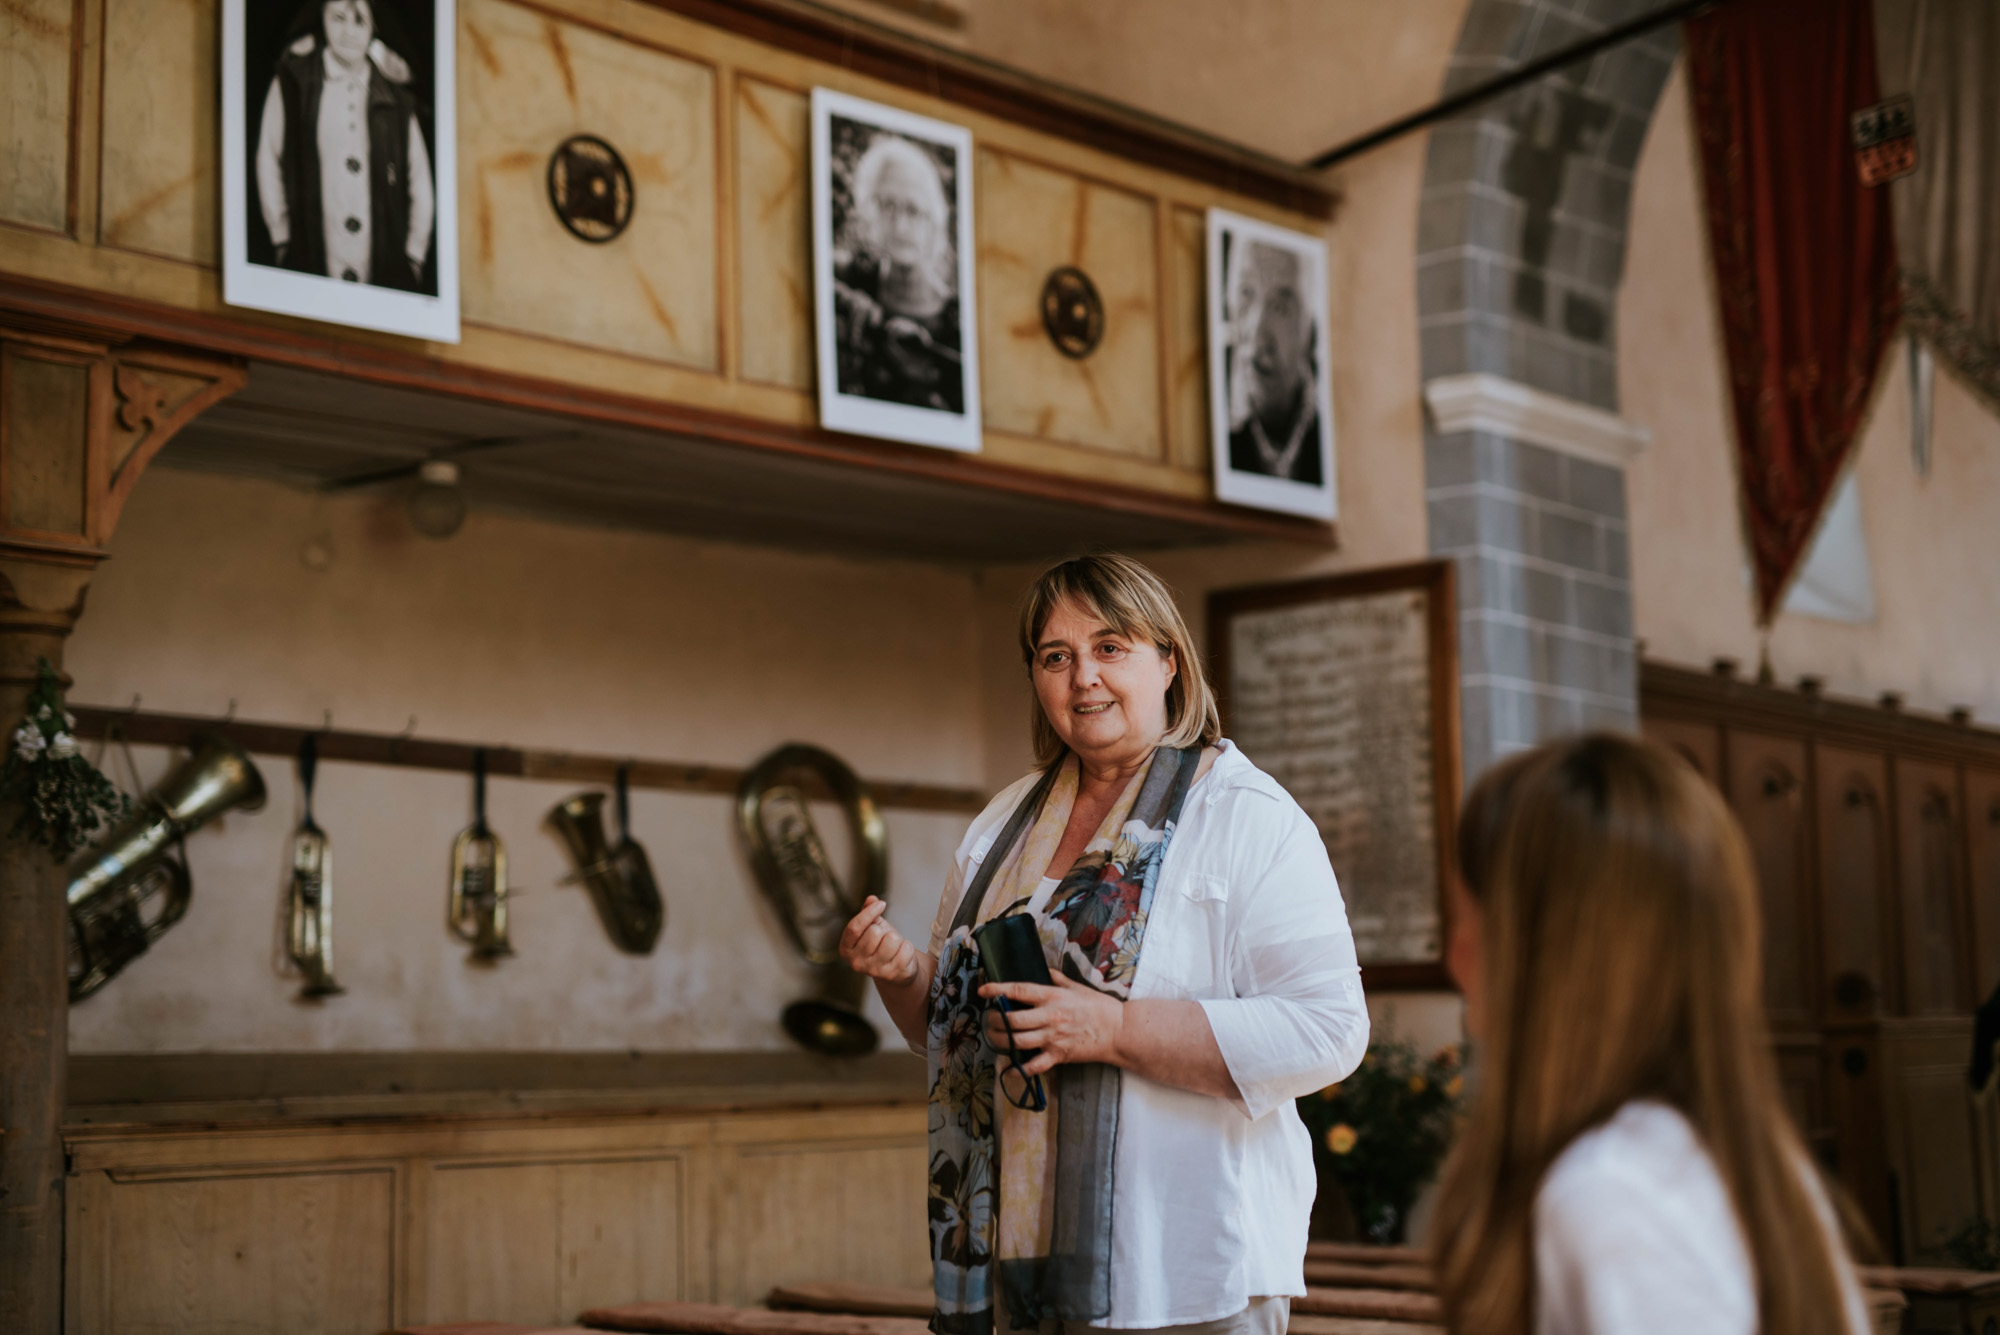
left=66, top=731, right=267, bottom=1002
left=549, top=765, right=664, bottom=954
left=448, top=747, right=512, bottom=962
left=285, top=733, right=343, bottom=998
left=737, top=743, right=887, bottom=1057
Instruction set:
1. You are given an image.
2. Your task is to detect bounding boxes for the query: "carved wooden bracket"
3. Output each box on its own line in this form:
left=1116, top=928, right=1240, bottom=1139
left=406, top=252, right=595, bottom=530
left=0, top=325, right=246, bottom=623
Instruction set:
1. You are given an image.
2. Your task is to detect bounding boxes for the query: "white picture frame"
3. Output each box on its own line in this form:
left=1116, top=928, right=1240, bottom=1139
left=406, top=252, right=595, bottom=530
left=811, top=88, right=981, bottom=453
left=221, top=0, right=459, bottom=343
left=1206, top=208, right=1336, bottom=520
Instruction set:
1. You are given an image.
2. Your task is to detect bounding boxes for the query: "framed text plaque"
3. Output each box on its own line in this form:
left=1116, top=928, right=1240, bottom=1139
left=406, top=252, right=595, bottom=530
left=1209, top=560, right=1461, bottom=988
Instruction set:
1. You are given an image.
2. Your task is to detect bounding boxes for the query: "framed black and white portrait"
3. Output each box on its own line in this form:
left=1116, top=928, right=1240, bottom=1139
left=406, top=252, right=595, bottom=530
left=811, top=88, right=980, bottom=452
left=1207, top=209, right=1335, bottom=520
left=221, top=0, right=459, bottom=342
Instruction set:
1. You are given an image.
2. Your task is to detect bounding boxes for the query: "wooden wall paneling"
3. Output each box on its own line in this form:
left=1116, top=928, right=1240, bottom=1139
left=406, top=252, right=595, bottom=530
left=1817, top=747, right=1896, bottom=1019
left=419, top=1151, right=693, bottom=1325
left=97, top=0, right=214, bottom=261
left=734, top=76, right=811, bottom=390
left=975, top=148, right=1163, bottom=460
left=712, top=1112, right=930, bottom=1307
left=1965, top=768, right=2000, bottom=1002
left=0, top=0, right=75, bottom=232
left=1881, top=1019, right=1980, bottom=1262
left=1814, top=745, right=1897, bottom=1244
left=1640, top=715, right=1720, bottom=784
left=1161, top=204, right=1208, bottom=476
left=460, top=0, right=719, bottom=369
left=1726, top=731, right=1817, bottom=1033
left=1894, top=759, right=1970, bottom=1015
left=75, top=1163, right=399, bottom=1335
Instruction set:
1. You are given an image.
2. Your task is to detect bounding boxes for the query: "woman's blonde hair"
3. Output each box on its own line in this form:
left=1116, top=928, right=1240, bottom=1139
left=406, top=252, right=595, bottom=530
left=1433, top=734, right=1854, bottom=1335
left=1017, top=553, right=1220, bottom=767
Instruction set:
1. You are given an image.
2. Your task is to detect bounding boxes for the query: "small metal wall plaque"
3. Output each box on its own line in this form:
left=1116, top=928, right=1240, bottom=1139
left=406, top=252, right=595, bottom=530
left=547, top=135, right=635, bottom=243
left=1040, top=266, right=1105, bottom=359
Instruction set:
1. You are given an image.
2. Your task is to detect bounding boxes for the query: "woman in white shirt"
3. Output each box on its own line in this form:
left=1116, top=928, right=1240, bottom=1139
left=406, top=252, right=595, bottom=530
left=840, top=553, right=1368, bottom=1335
left=1433, top=733, right=1871, bottom=1335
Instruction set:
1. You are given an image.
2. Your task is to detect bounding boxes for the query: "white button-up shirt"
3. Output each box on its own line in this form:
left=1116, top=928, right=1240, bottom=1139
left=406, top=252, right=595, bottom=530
left=926, top=740, right=1370, bottom=1329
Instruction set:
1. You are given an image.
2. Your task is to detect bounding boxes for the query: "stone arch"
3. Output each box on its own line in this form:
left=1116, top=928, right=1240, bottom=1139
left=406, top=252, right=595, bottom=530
left=1416, top=0, right=1681, bottom=776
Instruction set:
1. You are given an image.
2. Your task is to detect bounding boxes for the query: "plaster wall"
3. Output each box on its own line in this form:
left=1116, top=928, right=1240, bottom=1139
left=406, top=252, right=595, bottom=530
left=64, top=470, right=977, bottom=1052
left=1622, top=65, right=2000, bottom=724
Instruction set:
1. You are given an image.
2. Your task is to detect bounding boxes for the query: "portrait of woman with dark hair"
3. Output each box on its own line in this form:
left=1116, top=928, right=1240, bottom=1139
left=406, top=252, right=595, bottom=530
left=252, top=0, right=437, bottom=294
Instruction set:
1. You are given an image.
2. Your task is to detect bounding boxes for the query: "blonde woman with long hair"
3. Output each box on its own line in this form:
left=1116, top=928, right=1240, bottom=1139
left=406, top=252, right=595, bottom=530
left=1433, top=734, right=1870, bottom=1335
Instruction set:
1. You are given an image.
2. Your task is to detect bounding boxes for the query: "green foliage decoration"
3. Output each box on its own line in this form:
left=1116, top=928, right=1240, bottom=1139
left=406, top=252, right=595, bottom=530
left=0, top=659, right=128, bottom=861
left=1295, top=1037, right=1466, bottom=1244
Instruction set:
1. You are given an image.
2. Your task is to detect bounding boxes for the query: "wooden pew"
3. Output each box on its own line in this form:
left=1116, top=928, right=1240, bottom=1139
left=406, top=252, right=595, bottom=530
left=579, top=1303, right=926, bottom=1335
left=386, top=1325, right=593, bottom=1334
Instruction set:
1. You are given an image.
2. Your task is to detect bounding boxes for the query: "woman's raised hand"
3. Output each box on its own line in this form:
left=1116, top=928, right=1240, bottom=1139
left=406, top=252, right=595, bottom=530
left=840, top=895, right=921, bottom=987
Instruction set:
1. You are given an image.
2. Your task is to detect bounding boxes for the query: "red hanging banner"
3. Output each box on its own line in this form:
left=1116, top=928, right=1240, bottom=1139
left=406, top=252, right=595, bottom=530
left=1685, top=0, right=1902, bottom=624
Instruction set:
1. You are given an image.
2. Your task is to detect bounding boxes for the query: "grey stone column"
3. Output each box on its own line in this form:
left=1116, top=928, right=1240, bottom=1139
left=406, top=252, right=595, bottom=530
left=1414, top=0, right=1679, bottom=777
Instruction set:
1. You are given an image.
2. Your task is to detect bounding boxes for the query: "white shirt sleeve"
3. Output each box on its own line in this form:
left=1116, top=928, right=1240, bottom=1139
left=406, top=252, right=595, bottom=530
left=255, top=79, right=290, bottom=248
left=1197, top=798, right=1369, bottom=1120
left=405, top=115, right=435, bottom=267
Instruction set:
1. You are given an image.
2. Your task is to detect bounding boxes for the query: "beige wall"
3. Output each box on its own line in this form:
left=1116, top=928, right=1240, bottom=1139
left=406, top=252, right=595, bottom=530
left=1622, top=64, right=2000, bottom=725
left=60, top=1, right=1481, bottom=1054
left=65, top=470, right=977, bottom=1052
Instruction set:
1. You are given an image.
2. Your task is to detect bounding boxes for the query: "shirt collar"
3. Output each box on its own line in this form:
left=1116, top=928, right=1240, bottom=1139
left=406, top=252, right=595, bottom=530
left=322, top=46, right=371, bottom=88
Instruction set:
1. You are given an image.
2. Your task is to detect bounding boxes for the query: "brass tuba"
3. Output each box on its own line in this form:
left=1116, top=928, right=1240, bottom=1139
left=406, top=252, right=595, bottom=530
left=736, top=744, right=888, bottom=1057
left=448, top=747, right=512, bottom=962
left=285, top=733, right=343, bottom=998
left=548, top=766, right=664, bottom=954
left=66, top=731, right=267, bottom=1002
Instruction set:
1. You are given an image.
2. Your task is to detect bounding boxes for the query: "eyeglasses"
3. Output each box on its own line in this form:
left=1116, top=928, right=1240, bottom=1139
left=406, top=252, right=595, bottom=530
left=992, top=998, right=1047, bottom=1113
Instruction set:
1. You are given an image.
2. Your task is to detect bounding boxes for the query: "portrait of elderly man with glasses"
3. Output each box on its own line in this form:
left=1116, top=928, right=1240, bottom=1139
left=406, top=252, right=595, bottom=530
left=841, top=553, right=1368, bottom=1335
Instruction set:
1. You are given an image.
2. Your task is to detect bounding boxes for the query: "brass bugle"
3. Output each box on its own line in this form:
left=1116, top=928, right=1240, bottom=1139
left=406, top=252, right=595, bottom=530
left=449, top=747, right=513, bottom=962
left=66, top=730, right=267, bottom=1002
left=285, top=733, right=343, bottom=998
left=737, top=744, right=888, bottom=1057
left=548, top=767, right=664, bottom=954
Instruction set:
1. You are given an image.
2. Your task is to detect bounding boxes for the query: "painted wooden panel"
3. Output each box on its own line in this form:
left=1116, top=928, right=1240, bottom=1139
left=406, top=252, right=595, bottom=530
left=1967, top=768, right=2000, bottom=1001
left=736, top=78, right=811, bottom=390
left=976, top=149, right=1161, bottom=459
left=99, top=0, right=216, bottom=260
left=1165, top=205, right=1209, bottom=475
left=421, top=1153, right=689, bottom=1325
left=1895, top=760, right=1968, bottom=1016
left=716, top=1136, right=929, bottom=1305
left=1726, top=732, right=1815, bottom=1031
left=88, top=1166, right=396, bottom=1334
left=460, top=0, right=718, bottom=368
left=0, top=0, right=72, bottom=231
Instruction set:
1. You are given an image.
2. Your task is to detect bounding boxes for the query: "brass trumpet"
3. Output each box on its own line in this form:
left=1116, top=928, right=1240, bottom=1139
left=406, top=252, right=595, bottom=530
left=548, top=765, right=664, bottom=954
left=737, top=744, right=887, bottom=1057
left=448, top=747, right=512, bottom=962
left=285, top=733, right=343, bottom=998
left=66, top=731, right=267, bottom=1002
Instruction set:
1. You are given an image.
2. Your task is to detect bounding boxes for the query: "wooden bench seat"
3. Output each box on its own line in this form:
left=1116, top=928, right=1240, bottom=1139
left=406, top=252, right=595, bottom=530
left=386, top=1325, right=593, bottom=1334
left=580, top=1302, right=927, bottom=1335
left=766, top=1283, right=933, bottom=1318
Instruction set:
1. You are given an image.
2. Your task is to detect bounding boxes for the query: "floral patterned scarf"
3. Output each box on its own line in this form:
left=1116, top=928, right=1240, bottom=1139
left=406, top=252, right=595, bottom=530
left=926, top=746, right=1200, bottom=1335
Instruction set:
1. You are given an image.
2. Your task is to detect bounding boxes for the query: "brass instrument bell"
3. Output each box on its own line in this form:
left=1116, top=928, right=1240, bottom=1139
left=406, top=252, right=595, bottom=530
left=285, top=732, right=344, bottom=998
left=66, top=730, right=267, bottom=1002
left=548, top=765, right=664, bottom=954
left=448, top=747, right=513, bottom=962
left=736, top=744, right=888, bottom=1057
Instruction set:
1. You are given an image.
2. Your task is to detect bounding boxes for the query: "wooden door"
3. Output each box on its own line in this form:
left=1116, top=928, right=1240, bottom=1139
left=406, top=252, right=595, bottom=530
left=1895, top=761, right=1971, bottom=1016
left=1814, top=746, right=1895, bottom=1241
left=1728, top=732, right=1817, bottom=1034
